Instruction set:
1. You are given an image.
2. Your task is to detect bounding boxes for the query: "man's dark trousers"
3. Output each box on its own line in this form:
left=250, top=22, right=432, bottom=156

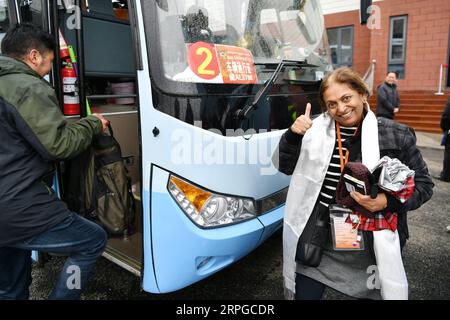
left=0, top=213, right=107, bottom=300
left=442, top=134, right=450, bottom=181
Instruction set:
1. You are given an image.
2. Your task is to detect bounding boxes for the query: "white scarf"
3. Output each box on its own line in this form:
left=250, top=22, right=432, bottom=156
left=283, top=109, right=408, bottom=300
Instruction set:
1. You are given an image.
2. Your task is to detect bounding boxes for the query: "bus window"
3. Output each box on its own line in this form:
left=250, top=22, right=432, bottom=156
left=0, top=0, right=9, bottom=49
left=16, top=0, right=46, bottom=30
left=144, top=0, right=332, bottom=133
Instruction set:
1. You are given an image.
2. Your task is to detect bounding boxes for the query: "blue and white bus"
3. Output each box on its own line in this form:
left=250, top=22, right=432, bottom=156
left=1, top=0, right=332, bottom=293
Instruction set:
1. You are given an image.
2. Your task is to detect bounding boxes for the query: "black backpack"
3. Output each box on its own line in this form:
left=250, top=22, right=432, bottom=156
left=65, top=124, right=135, bottom=236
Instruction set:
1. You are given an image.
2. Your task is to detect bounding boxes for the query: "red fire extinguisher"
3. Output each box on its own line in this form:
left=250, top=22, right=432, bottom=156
left=59, top=29, right=80, bottom=115
left=59, top=30, right=70, bottom=60
left=61, top=64, right=80, bottom=116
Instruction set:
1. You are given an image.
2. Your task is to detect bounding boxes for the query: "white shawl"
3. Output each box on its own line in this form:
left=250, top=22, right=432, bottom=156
left=283, top=109, right=408, bottom=300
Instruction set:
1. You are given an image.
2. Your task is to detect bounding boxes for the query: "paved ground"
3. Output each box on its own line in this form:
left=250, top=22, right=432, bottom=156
left=29, top=134, right=450, bottom=300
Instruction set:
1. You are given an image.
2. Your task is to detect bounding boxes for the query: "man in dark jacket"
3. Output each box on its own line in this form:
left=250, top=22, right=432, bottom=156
left=438, top=97, right=450, bottom=182
left=376, top=71, right=400, bottom=119
left=0, top=24, right=109, bottom=299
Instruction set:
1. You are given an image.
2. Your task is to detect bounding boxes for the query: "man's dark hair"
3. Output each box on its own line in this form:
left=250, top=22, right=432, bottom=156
left=1, top=23, right=55, bottom=59
left=386, top=70, right=398, bottom=77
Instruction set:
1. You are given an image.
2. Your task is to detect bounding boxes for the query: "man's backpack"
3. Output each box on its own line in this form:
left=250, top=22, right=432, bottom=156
left=65, top=124, right=135, bottom=236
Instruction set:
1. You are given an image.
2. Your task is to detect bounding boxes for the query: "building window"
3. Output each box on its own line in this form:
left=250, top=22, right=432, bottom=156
left=327, top=26, right=354, bottom=68
left=16, top=0, right=47, bottom=30
left=388, top=16, right=407, bottom=79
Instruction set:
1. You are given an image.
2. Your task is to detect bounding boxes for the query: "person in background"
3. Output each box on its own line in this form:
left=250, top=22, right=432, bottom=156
left=0, top=23, right=109, bottom=300
left=438, top=96, right=450, bottom=182
left=376, top=71, right=400, bottom=120
left=182, top=5, right=213, bottom=44
left=437, top=97, right=450, bottom=233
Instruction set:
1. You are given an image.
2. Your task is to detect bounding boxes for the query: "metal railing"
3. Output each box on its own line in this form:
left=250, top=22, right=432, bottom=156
left=435, top=63, right=448, bottom=95
left=363, top=59, right=376, bottom=95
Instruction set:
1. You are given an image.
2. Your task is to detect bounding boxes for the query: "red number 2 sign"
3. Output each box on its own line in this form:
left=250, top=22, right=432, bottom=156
left=188, top=42, right=220, bottom=80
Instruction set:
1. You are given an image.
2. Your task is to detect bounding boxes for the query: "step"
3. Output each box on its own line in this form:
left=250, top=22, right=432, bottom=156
left=369, top=107, right=444, bottom=115
left=400, top=126, right=441, bottom=134
left=370, top=95, right=449, bottom=101
left=395, top=121, right=441, bottom=132
left=395, top=115, right=442, bottom=122
left=396, top=105, right=445, bottom=112
left=397, top=95, right=449, bottom=100
left=399, top=90, right=449, bottom=94
left=398, top=99, right=447, bottom=105
left=399, top=95, right=449, bottom=99
left=370, top=97, right=448, bottom=103
left=396, top=109, right=444, bottom=115
left=397, top=118, right=439, bottom=125
left=369, top=101, right=447, bottom=108
left=396, top=119, right=441, bottom=129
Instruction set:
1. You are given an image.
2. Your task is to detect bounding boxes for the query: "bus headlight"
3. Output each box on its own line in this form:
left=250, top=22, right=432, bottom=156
left=168, top=176, right=256, bottom=228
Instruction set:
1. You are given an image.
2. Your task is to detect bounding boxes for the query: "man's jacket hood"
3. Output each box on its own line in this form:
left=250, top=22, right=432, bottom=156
left=0, top=55, right=41, bottom=79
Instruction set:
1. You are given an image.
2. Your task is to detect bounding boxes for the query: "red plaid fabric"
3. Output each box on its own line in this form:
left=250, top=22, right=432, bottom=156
left=346, top=211, right=398, bottom=231
left=390, top=176, right=415, bottom=203
left=345, top=177, right=415, bottom=231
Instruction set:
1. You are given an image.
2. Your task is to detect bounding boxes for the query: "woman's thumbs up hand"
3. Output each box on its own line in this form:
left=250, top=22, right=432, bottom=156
left=290, top=103, right=313, bottom=136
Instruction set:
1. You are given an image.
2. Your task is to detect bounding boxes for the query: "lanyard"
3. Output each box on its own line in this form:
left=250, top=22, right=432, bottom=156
left=336, top=122, right=362, bottom=229
left=336, top=122, right=349, bottom=172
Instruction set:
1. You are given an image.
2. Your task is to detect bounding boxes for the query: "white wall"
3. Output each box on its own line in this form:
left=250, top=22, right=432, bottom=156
left=320, top=0, right=383, bottom=15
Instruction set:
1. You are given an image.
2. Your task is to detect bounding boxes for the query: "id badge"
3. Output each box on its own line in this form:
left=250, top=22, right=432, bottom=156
left=329, top=204, right=364, bottom=251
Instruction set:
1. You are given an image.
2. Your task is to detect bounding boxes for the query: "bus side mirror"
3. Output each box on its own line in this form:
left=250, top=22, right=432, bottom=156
left=156, top=0, right=169, bottom=12
left=260, top=8, right=283, bottom=40
left=0, top=6, right=6, bottom=22
left=359, top=0, right=372, bottom=25
left=296, top=11, right=317, bottom=44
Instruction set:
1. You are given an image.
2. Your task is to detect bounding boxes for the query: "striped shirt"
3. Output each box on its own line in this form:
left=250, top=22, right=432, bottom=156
left=318, top=126, right=358, bottom=208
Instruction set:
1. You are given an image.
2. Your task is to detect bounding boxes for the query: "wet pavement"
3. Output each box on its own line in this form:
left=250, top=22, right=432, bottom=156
left=29, top=143, right=450, bottom=300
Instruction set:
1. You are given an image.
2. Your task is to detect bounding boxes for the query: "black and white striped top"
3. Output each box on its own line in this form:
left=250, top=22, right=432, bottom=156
left=318, top=126, right=358, bottom=208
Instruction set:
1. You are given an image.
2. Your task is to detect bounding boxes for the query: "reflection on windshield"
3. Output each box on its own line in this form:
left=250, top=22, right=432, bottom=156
left=156, top=0, right=332, bottom=84
left=0, top=0, right=9, bottom=45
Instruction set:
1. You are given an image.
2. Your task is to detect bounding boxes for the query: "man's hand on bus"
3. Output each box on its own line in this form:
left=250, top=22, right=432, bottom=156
left=92, top=113, right=110, bottom=132
left=291, top=103, right=312, bottom=136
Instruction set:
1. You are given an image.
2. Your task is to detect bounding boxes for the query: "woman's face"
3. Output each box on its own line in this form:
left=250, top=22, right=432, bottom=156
left=323, top=82, right=366, bottom=127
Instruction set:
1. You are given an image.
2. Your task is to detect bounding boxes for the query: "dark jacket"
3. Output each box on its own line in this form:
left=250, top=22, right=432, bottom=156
left=377, top=82, right=400, bottom=119
left=0, top=55, right=102, bottom=247
left=440, top=97, right=450, bottom=133
left=277, top=117, right=434, bottom=247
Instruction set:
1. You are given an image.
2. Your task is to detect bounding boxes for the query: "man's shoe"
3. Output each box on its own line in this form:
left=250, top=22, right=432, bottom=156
left=446, top=226, right=450, bottom=233
left=434, top=175, right=450, bottom=182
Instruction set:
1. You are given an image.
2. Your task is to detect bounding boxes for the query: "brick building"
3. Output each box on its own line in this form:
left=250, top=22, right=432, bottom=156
left=322, top=0, right=450, bottom=132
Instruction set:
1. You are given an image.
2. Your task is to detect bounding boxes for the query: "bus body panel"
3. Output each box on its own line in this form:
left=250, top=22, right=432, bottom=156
left=137, top=105, right=291, bottom=293
left=141, top=108, right=291, bottom=198
left=141, top=164, right=159, bottom=293
left=256, top=206, right=284, bottom=246
left=146, top=165, right=266, bottom=293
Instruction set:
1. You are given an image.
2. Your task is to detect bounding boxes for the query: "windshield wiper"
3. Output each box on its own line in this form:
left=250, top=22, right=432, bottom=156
left=234, top=59, right=318, bottom=120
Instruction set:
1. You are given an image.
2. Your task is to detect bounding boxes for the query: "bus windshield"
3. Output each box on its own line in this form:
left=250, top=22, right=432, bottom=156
left=0, top=0, right=10, bottom=47
left=142, top=0, right=332, bottom=132
left=147, top=0, right=331, bottom=91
